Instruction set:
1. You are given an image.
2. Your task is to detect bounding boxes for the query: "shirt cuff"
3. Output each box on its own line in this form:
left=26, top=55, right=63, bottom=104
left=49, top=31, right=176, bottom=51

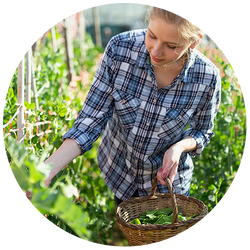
left=62, top=127, right=92, bottom=155
left=183, top=128, right=213, bottom=157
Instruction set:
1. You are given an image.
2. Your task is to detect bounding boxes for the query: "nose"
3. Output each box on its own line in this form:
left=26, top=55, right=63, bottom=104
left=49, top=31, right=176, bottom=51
left=151, top=42, right=163, bottom=58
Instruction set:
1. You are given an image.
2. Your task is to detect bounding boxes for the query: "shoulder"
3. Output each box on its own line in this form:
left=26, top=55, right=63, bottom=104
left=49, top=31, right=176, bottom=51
left=187, top=49, right=221, bottom=87
left=107, top=29, right=146, bottom=54
left=194, top=49, right=218, bottom=68
left=103, top=29, right=147, bottom=65
left=110, top=29, right=146, bottom=44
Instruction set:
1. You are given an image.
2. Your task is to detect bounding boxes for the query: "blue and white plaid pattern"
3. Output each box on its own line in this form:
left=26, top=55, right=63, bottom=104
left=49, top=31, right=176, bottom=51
left=63, top=29, right=221, bottom=200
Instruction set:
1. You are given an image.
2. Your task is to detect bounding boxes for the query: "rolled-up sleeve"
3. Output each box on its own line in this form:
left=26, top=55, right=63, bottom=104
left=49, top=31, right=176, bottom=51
left=63, top=39, right=116, bottom=155
left=183, top=71, right=221, bottom=157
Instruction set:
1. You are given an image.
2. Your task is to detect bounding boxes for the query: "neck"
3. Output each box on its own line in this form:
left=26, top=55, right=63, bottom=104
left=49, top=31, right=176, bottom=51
left=161, top=60, right=184, bottom=71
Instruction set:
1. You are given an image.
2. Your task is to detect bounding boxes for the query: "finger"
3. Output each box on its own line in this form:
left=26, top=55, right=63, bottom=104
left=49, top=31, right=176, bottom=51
left=160, top=164, right=177, bottom=185
left=168, top=165, right=178, bottom=183
left=162, top=151, right=173, bottom=175
left=157, top=168, right=167, bottom=186
left=23, top=195, right=31, bottom=202
left=161, top=162, right=174, bottom=179
left=157, top=177, right=167, bottom=186
left=157, top=168, right=163, bottom=181
left=44, top=178, right=50, bottom=187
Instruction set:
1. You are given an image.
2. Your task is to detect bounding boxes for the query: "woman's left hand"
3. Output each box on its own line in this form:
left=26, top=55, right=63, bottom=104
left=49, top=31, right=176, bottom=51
left=157, top=144, right=183, bottom=185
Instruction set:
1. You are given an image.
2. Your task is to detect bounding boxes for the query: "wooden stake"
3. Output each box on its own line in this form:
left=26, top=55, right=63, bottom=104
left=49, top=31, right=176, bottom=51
left=17, top=60, right=25, bottom=143
left=79, top=10, right=86, bottom=60
left=26, top=49, right=32, bottom=104
left=31, top=58, right=40, bottom=134
left=51, top=26, right=58, bottom=53
left=92, top=7, right=102, bottom=47
left=31, top=60, right=39, bottom=110
left=63, top=17, right=75, bottom=82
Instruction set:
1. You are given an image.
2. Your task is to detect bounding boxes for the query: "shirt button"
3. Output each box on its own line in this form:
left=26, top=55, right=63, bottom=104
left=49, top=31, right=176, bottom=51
left=153, top=99, right=157, bottom=103
left=146, top=123, right=150, bottom=126
left=139, top=143, right=142, bottom=147
left=122, top=100, right=126, bottom=104
left=134, top=174, right=136, bottom=177
left=179, top=115, right=182, bottom=119
left=135, top=160, right=138, bottom=163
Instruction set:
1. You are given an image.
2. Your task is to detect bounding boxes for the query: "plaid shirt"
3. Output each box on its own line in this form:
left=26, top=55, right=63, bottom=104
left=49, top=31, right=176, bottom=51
left=63, top=29, right=221, bottom=200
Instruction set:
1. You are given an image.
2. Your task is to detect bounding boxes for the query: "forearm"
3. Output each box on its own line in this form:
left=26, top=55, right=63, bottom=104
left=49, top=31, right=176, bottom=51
left=44, top=138, right=81, bottom=184
left=157, top=136, right=197, bottom=184
left=171, top=136, right=197, bottom=153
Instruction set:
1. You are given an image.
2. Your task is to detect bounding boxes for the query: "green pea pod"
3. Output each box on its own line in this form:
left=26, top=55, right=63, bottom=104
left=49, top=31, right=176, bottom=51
left=130, top=218, right=141, bottom=224
left=134, top=218, right=141, bottom=224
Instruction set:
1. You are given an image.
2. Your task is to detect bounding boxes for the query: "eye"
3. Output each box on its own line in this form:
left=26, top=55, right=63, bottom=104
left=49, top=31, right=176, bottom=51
left=148, top=31, right=156, bottom=39
left=166, top=44, right=177, bottom=50
left=147, top=29, right=178, bottom=50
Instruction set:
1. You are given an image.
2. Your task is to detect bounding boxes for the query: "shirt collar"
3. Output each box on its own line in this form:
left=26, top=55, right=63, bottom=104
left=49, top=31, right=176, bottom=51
left=126, top=30, right=150, bottom=70
left=181, top=48, right=196, bottom=83
left=135, top=40, right=151, bottom=69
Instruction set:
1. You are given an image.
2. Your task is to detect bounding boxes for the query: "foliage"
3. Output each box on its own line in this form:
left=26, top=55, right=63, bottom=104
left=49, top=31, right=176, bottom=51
left=5, top=136, right=91, bottom=239
left=3, top=25, right=246, bottom=246
left=3, top=25, right=116, bottom=245
left=190, top=46, right=246, bottom=211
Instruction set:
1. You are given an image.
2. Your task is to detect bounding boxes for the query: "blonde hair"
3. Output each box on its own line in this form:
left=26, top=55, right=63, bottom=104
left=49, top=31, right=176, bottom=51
left=146, top=6, right=204, bottom=43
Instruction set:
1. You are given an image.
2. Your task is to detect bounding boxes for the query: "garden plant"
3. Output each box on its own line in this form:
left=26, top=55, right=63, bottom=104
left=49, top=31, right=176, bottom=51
left=3, top=20, right=246, bottom=246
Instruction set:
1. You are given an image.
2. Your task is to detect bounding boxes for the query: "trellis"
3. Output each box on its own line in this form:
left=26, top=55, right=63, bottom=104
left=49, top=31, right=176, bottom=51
left=3, top=9, right=102, bottom=145
left=0, top=47, right=52, bottom=146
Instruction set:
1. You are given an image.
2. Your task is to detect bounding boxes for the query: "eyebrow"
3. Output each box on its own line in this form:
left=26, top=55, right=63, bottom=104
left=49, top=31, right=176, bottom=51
left=148, top=28, right=179, bottom=45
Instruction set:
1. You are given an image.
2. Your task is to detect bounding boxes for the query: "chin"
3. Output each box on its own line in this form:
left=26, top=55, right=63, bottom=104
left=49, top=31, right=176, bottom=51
left=151, top=61, right=166, bottom=68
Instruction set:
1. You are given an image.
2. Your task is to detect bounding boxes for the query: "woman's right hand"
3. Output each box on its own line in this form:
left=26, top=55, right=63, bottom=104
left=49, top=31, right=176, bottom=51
left=26, top=178, right=50, bottom=200
left=26, top=190, right=32, bottom=200
left=44, top=178, right=51, bottom=187
left=25, top=139, right=81, bottom=201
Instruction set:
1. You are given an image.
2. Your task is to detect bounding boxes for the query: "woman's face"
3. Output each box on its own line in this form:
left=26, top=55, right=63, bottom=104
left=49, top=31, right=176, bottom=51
left=145, top=17, right=191, bottom=67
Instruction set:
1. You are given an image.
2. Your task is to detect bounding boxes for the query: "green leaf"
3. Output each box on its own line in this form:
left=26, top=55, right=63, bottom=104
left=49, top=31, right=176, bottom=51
left=11, top=164, right=30, bottom=190
left=24, top=101, right=36, bottom=110
left=36, top=162, right=53, bottom=179
left=59, top=107, right=67, bottom=117
left=62, top=184, right=79, bottom=199
left=154, top=214, right=173, bottom=225
left=25, top=159, right=43, bottom=184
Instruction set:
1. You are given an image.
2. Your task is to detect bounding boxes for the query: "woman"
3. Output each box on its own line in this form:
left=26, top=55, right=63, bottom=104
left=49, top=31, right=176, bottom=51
left=42, top=7, right=221, bottom=205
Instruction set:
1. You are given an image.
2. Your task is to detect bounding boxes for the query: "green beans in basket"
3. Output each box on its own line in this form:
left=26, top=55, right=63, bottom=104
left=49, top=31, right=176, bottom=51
left=116, top=177, right=207, bottom=246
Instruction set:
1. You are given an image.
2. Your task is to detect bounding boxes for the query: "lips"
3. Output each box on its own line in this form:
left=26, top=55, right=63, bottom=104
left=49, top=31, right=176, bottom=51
left=151, top=55, right=164, bottom=63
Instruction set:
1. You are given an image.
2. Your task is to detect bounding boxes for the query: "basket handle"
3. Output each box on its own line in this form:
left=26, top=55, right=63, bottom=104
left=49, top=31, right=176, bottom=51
left=150, top=177, right=179, bottom=224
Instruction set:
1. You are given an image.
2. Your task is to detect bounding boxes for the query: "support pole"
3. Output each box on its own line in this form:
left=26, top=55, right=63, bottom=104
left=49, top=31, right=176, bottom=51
left=31, top=61, right=39, bottom=110
left=25, top=49, right=32, bottom=124
left=17, top=60, right=25, bottom=143
left=63, top=17, right=75, bottom=82
left=51, top=26, right=58, bottom=53
left=26, top=49, right=32, bottom=104
left=79, top=10, right=86, bottom=60
left=92, top=7, right=102, bottom=47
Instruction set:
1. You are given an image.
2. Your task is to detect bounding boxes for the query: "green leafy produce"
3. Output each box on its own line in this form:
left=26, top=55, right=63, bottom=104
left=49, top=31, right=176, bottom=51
left=130, top=218, right=141, bottom=225
left=129, top=207, right=195, bottom=225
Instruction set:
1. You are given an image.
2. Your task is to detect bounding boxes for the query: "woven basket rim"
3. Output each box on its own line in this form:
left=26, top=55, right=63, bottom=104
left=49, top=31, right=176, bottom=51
left=116, top=192, right=208, bottom=231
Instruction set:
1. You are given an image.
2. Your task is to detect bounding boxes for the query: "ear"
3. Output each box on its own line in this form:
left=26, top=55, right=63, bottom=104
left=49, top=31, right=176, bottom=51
left=190, top=35, right=203, bottom=49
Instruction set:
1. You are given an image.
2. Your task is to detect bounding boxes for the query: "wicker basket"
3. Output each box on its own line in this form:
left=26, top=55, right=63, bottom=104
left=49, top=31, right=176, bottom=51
left=116, top=177, right=207, bottom=246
